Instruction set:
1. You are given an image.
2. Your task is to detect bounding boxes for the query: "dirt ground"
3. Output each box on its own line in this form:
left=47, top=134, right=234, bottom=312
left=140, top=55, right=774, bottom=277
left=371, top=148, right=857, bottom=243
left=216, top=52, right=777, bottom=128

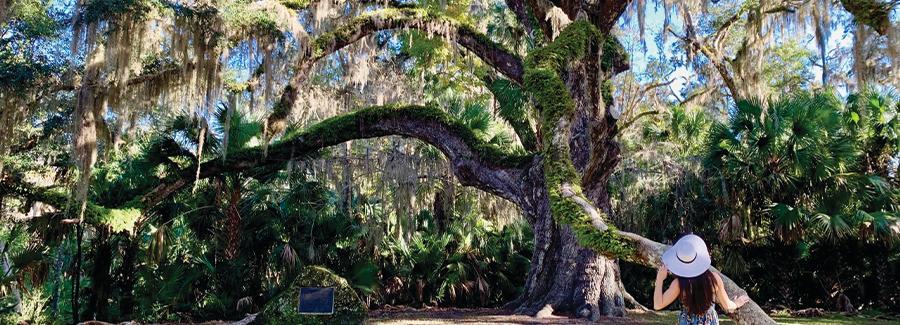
left=368, top=308, right=900, bottom=325
left=368, top=308, right=668, bottom=324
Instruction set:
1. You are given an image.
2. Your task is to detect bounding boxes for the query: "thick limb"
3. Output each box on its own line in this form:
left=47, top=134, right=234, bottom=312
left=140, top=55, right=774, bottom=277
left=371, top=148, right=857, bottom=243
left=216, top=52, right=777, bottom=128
left=143, top=105, right=533, bottom=209
left=3, top=105, right=533, bottom=231
left=267, top=8, right=525, bottom=138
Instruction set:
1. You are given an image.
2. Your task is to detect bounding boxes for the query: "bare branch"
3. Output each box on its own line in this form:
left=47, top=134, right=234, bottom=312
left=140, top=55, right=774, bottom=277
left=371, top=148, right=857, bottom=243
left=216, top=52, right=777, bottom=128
left=618, top=110, right=659, bottom=131
left=668, top=27, right=741, bottom=100
left=679, top=87, right=713, bottom=106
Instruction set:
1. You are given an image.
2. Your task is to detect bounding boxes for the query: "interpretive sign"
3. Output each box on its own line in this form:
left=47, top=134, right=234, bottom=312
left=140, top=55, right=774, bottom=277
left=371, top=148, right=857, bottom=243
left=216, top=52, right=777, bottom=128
left=297, top=287, right=335, bottom=315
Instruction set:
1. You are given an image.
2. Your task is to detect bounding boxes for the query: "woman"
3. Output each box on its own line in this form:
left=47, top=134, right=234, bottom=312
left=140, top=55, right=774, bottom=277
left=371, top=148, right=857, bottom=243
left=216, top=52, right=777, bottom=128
left=653, top=234, right=751, bottom=325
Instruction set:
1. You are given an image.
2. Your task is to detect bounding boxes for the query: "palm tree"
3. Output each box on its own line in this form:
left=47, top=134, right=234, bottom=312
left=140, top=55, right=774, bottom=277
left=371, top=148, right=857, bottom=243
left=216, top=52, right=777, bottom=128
left=704, top=91, right=900, bottom=245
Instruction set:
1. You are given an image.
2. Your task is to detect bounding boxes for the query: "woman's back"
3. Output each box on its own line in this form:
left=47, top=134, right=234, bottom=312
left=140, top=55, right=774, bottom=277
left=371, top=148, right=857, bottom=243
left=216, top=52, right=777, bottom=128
left=653, top=234, right=750, bottom=324
left=677, top=270, right=718, bottom=325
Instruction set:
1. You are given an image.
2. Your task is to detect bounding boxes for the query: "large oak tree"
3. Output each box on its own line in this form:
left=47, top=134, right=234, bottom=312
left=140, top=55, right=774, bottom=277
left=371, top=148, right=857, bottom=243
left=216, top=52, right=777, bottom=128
left=21, top=0, right=892, bottom=323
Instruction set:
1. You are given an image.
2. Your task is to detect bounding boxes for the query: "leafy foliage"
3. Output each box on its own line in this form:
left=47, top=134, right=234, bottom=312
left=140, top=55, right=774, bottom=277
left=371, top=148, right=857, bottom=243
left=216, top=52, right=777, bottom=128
left=704, top=91, right=900, bottom=244
left=616, top=90, right=900, bottom=312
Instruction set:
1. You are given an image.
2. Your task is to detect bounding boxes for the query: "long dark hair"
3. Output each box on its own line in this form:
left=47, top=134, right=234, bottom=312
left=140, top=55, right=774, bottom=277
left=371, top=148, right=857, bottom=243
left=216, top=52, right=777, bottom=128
left=678, top=270, right=716, bottom=315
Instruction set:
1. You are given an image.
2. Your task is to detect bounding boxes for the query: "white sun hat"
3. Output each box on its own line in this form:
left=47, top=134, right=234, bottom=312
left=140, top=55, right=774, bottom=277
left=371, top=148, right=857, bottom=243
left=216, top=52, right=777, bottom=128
left=662, top=234, right=712, bottom=278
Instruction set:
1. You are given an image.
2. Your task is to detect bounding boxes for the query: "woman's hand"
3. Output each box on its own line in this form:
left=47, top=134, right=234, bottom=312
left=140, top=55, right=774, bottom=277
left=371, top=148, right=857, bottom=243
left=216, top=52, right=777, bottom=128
left=656, top=264, right=669, bottom=282
left=733, top=294, right=750, bottom=309
left=653, top=264, right=679, bottom=310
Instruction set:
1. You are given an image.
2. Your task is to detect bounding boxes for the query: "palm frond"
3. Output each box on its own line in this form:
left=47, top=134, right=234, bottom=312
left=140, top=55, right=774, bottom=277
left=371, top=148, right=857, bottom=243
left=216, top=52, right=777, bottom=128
left=811, top=213, right=852, bottom=240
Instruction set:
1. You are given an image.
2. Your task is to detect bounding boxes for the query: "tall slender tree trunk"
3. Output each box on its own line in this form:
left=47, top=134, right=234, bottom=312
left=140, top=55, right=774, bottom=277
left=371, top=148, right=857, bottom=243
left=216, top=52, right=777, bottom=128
left=85, top=228, right=112, bottom=320
left=118, top=238, right=139, bottom=320
left=339, top=142, right=353, bottom=215
left=72, top=223, right=83, bottom=325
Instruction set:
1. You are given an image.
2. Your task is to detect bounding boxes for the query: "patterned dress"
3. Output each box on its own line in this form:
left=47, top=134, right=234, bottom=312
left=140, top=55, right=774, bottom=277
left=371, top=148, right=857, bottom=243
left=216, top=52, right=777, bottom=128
left=678, top=306, right=718, bottom=325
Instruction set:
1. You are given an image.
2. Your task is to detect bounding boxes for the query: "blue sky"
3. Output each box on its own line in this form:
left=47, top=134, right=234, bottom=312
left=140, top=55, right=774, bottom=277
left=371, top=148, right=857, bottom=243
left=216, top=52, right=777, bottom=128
left=618, top=2, right=858, bottom=98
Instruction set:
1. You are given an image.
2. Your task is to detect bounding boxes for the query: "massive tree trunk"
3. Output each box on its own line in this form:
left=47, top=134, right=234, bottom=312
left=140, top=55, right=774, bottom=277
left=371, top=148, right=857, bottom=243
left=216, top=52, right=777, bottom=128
left=508, top=16, right=628, bottom=319
left=510, top=170, right=625, bottom=319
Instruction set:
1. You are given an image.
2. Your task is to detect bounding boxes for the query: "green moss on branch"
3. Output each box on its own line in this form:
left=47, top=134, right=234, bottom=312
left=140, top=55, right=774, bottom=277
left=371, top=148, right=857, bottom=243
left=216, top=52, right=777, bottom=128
left=308, top=8, right=519, bottom=72
left=0, top=175, right=142, bottom=233
left=485, top=77, right=537, bottom=151
left=524, top=21, right=635, bottom=259
left=278, top=104, right=533, bottom=168
left=81, top=0, right=157, bottom=23
left=278, top=0, right=311, bottom=10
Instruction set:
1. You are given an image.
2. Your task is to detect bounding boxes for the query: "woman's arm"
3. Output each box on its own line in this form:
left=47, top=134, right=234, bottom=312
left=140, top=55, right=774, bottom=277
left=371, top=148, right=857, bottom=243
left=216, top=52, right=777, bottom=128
left=713, top=272, right=750, bottom=312
left=653, top=265, right=680, bottom=310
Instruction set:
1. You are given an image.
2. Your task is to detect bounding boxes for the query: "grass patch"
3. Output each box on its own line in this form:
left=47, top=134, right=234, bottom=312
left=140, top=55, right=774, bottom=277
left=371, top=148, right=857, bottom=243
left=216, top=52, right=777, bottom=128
left=631, top=311, right=897, bottom=325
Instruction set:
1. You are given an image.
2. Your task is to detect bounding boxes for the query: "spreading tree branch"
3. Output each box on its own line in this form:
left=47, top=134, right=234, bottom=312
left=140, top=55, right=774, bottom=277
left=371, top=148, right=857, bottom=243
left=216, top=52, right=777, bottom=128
left=668, top=27, right=741, bottom=100
left=143, top=105, right=534, bottom=209
left=504, top=0, right=537, bottom=37
left=618, top=110, right=659, bottom=131
left=587, top=0, right=632, bottom=33
left=266, top=8, right=526, bottom=139
left=3, top=105, right=535, bottom=232
left=840, top=0, right=895, bottom=35
left=669, top=0, right=805, bottom=101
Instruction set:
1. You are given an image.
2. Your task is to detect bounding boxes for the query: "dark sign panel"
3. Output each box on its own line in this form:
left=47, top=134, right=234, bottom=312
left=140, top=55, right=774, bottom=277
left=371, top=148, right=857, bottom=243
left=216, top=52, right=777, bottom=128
left=298, top=287, right=335, bottom=315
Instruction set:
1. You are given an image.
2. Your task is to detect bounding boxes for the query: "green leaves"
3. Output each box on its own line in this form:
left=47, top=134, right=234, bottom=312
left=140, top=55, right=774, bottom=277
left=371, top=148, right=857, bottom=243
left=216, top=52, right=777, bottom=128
left=5, top=0, right=58, bottom=38
left=704, top=90, right=900, bottom=245
left=812, top=213, right=852, bottom=240
left=81, top=0, right=158, bottom=24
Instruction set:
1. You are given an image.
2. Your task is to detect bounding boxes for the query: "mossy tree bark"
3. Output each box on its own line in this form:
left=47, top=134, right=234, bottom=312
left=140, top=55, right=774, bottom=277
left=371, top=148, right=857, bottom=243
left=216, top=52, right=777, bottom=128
left=506, top=20, right=629, bottom=320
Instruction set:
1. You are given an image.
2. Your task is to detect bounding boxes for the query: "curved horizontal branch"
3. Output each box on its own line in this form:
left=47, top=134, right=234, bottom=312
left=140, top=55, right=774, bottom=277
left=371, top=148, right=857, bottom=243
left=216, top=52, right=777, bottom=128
left=5, top=105, right=534, bottom=230
left=144, top=105, right=534, bottom=209
left=309, top=8, right=523, bottom=81
left=618, top=110, right=659, bottom=131
left=0, top=172, right=141, bottom=233
left=268, top=8, right=526, bottom=137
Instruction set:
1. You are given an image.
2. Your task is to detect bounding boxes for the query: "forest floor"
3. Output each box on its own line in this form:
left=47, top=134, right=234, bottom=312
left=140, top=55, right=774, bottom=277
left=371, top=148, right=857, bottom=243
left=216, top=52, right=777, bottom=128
left=368, top=308, right=899, bottom=325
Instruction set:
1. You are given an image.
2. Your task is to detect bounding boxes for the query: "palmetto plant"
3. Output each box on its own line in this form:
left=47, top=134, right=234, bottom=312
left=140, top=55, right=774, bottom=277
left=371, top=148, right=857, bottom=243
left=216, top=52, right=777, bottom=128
left=704, top=91, right=900, bottom=245
left=376, top=213, right=531, bottom=307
